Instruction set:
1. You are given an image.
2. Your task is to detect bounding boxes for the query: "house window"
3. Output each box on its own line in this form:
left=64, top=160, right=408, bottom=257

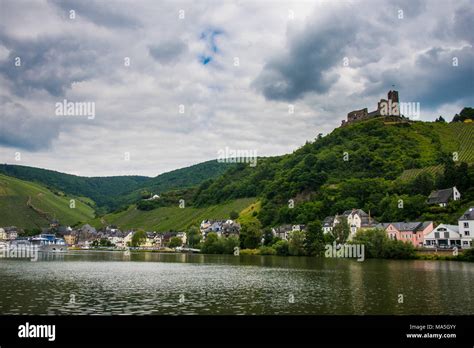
left=464, top=222, right=469, bottom=228
left=465, top=231, right=470, bottom=236
left=444, top=232, right=449, bottom=239
left=434, top=232, right=440, bottom=239
left=463, top=241, right=469, bottom=246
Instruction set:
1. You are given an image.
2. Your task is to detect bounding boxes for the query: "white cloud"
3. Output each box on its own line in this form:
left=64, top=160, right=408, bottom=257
left=0, top=0, right=472, bottom=176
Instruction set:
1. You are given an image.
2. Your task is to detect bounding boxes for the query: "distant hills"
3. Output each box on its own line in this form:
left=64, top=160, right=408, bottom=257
left=0, top=160, right=235, bottom=213
left=89, top=197, right=256, bottom=231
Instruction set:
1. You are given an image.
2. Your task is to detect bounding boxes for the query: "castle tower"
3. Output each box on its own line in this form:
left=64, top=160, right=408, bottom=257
left=388, top=90, right=399, bottom=104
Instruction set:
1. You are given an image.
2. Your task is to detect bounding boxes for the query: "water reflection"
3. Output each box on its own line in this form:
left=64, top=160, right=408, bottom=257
left=0, top=251, right=473, bottom=315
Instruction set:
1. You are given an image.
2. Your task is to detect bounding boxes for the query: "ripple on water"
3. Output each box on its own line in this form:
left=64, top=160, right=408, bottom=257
left=0, top=254, right=473, bottom=315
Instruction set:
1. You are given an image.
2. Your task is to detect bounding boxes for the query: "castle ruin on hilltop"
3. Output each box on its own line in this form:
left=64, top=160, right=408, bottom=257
left=341, top=90, right=402, bottom=126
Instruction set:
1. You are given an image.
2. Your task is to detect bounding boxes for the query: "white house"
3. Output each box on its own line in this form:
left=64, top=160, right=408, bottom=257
left=292, top=224, right=306, bottom=232
left=0, top=228, right=6, bottom=240
left=322, top=217, right=334, bottom=234
left=324, top=209, right=377, bottom=239
left=458, top=207, right=474, bottom=248
left=423, top=224, right=471, bottom=249
left=427, top=186, right=461, bottom=207
left=271, top=224, right=306, bottom=241
left=123, top=231, right=134, bottom=247
left=272, top=225, right=292, bottom=240
left=176, top=232, right=187, bottom=245
left=110, top=236, right=124, bottom=248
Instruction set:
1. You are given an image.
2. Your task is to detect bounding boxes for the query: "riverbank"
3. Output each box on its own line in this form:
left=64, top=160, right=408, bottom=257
left=70, top=246, right=474, bottom=261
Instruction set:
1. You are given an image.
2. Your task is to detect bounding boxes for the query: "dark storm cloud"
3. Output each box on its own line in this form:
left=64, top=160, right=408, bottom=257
left=253, top=25, right=354, bottom=101
left=453, top=5, right=474, bottom=44
left=254, top=0, right=473, bottom=110
left=0, top=97, right=60, bottom=151
left=369, top=46, right=474, bottom=108
left=0, top=33, right=102, bottom=97
left=148, top=40, right=188, bottom=65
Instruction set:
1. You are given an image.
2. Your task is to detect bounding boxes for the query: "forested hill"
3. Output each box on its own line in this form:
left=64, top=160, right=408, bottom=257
left=0, top=164, right=149, bottom=211
left=0, top=160, right=235, bottom=212
left=192, top=119, right=474, bottom=227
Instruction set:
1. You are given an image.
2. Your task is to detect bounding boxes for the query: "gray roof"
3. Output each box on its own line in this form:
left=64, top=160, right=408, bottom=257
left=323, top=216, right=334, bottom=227
left=273, top=225, right=292, bottom=233
left=382, top=222, right=432, bottom=232
left=375, top=223, right=391, bottom=230
left=342, top=209, right=369, bottom=217
left=427, top=188, right=454, bottom=204
left=391, top=222, right=422, bottom=231
left=459, top=207, right=474, bottom=221
left=341, top=209, right=377, bottom=226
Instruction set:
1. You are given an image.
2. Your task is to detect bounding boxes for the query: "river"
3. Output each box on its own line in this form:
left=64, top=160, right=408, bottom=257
left=0, top=251, right=472, bottom=315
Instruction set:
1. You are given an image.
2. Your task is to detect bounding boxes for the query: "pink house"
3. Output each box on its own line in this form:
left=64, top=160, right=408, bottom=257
left=377, top=222, right=434, bottom=247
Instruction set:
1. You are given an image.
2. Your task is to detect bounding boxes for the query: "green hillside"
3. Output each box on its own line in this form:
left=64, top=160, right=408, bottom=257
left=1, top=118, right=472, bottom=232
left=90, top=197, right=256, bottom=231
left=0, top=160, right=235, bottom=211
left=398, top=165, right=444, bottom=181
left=0, top=174, right=95, bottom=229
left=191, top=119, right=474, bottom=227
left=398, top=122, right=474, bottom=180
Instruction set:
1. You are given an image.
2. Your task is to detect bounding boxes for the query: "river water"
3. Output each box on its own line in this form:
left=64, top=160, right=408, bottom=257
left=0, top=251, right=472, bottom=315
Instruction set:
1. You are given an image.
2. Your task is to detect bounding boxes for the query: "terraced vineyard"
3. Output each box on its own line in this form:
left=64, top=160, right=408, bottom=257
left=450, top=122, right=474, bottom=162
left=0, top=174, right=95, bottom=229
left=399, top=122, right=473, bottom=181
left=398, top=165, right=444, bottom=181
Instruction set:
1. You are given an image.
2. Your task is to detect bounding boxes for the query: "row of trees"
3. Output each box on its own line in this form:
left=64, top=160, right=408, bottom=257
left=197, top=217, right=416, bottom=259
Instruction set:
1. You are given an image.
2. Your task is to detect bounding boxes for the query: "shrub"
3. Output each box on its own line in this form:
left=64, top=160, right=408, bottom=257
left=239, top=248, right=260, bottom=255
left=460, top=248, right=474, bottom=262
left=222, top=236, right=240, bottom=254
left=273, top=240, right=289, bottom=256
left=258, top=246, right=277, bottom=255
left=383, top=239, right=416, bottom=259
left=353, top=228, right=416, bottom=259
left=201, top=233, right=224, bottom=254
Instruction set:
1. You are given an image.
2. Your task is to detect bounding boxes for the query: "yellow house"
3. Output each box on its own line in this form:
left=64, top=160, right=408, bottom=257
left=0, top=228, right=6, bottom=240
left=63, top=234, right=77, bottom=246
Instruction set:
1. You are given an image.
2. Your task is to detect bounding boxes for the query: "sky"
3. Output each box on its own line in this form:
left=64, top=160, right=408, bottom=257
left=0, top=0, right=473, bottom=177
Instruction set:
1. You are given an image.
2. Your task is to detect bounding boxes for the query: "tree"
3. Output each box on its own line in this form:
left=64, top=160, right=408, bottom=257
left=452, top=107, right=474, bottom=122
left=273, top=240, right=289, bottom=256
left=229, top=210, right=239, bottom=220
left=240, top=221, right=262, bottom=249
left=131, top=230, right=147, bottom=247
left=140, top=190, right=151, bottom=199
left=352, top=228, right=386, bottom=258
left=332, top=217, right=350, bottom=243
left=21, top=228, right=42, bottom=237
left=288, top=230, right=306, bottom=256
left=353, top=228, right=416, bottom=259
left=201, top=232, right=224, bottom=254
left=262, top=227, right=274, bottom=246
left=408, top=172, right=435, bottom=195
left=168, top=237, right=182, bottom=248
left=305, top=220, right=325, bottom=256
left=222, top=236, right=240, bottom=254
left=187, top=226, right=201, bottom=247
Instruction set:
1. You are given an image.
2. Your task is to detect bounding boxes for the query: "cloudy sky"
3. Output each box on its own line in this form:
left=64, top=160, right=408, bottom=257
left=0, top=0, right=473, bottom=177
